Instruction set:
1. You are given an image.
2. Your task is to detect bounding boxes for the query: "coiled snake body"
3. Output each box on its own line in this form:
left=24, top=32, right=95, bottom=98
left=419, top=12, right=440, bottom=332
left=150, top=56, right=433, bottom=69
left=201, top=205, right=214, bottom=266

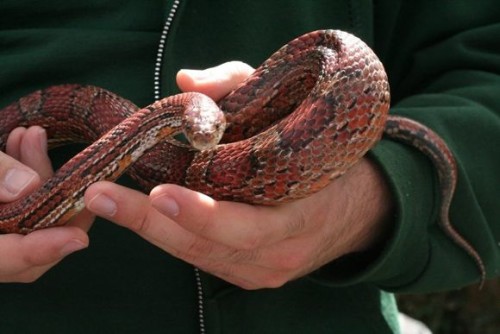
left=0, top=30, right=485, bottom=283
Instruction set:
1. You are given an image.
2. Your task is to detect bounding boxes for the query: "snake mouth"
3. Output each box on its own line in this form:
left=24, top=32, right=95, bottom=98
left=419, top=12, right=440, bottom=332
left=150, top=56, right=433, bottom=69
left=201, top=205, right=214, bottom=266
left=187, top=129, right=224, bottom=151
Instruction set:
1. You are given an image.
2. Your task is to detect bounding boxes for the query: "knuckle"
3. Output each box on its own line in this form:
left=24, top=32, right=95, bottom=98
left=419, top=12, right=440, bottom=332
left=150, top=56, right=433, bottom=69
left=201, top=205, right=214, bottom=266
left=185, top=237, right=214, bottom=258
left=286, top=209, right=307, bottom=236
left=195, top=212, right=216, bottom=237
left=129, top=209, right=153, bottom=233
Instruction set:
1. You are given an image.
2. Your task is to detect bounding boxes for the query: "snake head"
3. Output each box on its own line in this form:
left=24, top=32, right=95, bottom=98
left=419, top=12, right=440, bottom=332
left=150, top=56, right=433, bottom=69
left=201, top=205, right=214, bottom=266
left=183, top=93, right=226, bottom=151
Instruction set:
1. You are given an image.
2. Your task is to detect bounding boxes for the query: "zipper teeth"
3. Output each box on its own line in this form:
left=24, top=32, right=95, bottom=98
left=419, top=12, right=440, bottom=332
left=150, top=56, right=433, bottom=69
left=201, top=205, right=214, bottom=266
left=154, top=0, right=181, bottom=101
left=154, top=2, right=207, bottom=333
left=194, top=268, right=206, bottom=334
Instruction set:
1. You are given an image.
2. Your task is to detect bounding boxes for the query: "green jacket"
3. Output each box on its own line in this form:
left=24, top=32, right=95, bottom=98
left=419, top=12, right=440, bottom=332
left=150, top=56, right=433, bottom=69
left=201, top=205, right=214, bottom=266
left=0, top=1, right=498, bottom=333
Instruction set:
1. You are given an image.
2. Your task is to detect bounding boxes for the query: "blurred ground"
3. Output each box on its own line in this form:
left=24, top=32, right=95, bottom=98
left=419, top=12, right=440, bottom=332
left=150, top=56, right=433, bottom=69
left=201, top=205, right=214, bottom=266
left=397, top=279, right=500, bottom=334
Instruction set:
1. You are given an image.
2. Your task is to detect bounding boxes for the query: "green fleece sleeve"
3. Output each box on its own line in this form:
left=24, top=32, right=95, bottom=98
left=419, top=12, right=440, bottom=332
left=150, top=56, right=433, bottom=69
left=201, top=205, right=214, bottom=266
left=313, top=1, right=500, bottom=292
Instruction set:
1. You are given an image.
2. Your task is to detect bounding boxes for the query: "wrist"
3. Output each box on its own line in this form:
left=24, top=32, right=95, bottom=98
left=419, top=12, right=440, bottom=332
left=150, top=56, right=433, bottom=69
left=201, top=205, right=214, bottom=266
left=337, top=158, right=395, bottom=255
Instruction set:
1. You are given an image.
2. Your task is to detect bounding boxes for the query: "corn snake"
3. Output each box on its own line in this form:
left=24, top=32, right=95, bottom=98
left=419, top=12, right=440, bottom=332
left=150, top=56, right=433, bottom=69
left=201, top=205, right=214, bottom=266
left=0, top=30, right=485, bottom=284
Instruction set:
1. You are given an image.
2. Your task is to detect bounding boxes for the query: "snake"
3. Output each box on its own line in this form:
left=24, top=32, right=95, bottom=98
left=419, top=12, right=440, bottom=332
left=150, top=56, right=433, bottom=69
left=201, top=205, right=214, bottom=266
left=0, top=29, right=485, bottom=284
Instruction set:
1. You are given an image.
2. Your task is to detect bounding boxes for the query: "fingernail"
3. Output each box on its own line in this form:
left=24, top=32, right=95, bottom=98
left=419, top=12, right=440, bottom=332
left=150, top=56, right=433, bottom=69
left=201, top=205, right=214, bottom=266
left=152, top=195, right=180, bottom=218
left=87, top=193, right=117, bottom=217
left=2, top=168, right=37, bottom=196
left=60, top=239, right=87, bottom=257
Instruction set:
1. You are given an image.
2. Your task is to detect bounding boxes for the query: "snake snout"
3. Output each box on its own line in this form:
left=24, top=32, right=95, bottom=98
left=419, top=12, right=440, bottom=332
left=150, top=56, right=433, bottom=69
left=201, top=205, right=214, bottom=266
left=188, top=127, right=223, bottom=151
left=183, top=95, right=227, bottom=151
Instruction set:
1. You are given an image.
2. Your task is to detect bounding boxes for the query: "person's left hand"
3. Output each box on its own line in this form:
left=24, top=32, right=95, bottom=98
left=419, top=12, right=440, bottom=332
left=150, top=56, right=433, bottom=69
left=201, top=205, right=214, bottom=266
left=84, top=61, right=393, bottom=290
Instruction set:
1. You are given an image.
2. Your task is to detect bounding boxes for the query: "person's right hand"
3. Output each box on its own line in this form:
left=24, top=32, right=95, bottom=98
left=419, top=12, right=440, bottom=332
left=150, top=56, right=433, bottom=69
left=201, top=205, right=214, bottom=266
left=0, top=126, right=92, bottom=282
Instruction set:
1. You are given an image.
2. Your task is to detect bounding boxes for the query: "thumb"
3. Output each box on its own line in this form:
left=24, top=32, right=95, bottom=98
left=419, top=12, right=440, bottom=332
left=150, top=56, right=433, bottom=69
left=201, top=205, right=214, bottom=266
left=176, top=61, right=254, bottom=101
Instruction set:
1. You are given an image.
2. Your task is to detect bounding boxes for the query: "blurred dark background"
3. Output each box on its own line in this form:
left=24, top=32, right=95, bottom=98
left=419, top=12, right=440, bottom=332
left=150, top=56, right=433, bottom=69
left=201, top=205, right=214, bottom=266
left=397, top=279, right=500, bottom=333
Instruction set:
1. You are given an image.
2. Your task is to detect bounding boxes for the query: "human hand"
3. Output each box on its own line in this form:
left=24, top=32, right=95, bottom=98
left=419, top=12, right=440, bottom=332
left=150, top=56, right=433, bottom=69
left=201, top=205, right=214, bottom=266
left=0, top=126, right=92, bottom=282
left=85, top=61, right=394, bottom=289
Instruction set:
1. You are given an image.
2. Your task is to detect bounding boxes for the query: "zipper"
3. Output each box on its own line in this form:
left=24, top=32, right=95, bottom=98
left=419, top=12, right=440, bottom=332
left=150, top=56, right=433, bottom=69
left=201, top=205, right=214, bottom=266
left=154, top=0, right=181, bottom=101
left=154, top=1, right=207, bottom=333
left=194, top=267, right=206, bottom=334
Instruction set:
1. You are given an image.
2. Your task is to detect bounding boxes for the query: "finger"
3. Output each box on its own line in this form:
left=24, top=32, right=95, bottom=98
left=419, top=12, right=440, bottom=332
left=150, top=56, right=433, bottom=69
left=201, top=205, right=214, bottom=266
left=0, top=151, right=41, bottom=201
left=149, top=184, right=303, bottom=250
left=67, top=208, right=95, bottom=233
left=176, top=61, right=254, bottom=101
left=18, top=126, right=53, bottom=180
left=84, top=182, right=246, bottom=262
left=84, top=182, right=276, bottom=288
left=84, top=181, right=175, bottom=246
left=84, top=181, right=309, bottom=289
left=84, top=181, right=225, bottom=265
left=0, top=126, right=51, bottom=201
left=0, top=226, right=88, bottom=282
left=5, top=126, right=26, bottom=161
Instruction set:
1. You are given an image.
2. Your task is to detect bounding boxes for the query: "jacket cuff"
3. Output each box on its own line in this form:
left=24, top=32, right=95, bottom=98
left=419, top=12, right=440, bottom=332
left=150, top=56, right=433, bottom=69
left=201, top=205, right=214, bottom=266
left=310, top=137, right=439, bottom=290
